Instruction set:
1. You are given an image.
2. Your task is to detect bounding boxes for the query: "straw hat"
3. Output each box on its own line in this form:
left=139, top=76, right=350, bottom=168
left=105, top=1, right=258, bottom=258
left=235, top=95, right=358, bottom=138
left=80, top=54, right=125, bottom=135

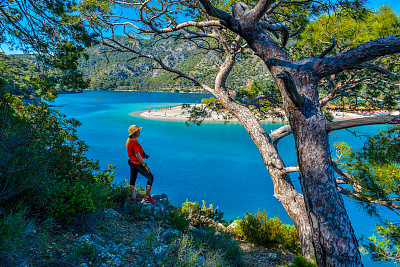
left=128, top=125, right=142, bottom=136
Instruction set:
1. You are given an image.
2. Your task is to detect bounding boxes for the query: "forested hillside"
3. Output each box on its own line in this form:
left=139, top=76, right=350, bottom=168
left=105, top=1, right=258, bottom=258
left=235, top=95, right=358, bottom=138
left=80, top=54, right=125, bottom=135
left=2, top=53, right=86, bottom=98
left=78, top=35, right=272, bottom=92
left=0, top=53, right=40, bottom=96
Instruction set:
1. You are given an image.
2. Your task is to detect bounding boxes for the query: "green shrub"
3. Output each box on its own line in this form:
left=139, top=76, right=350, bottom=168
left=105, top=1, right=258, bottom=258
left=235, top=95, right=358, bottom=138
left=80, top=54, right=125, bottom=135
left=0, top=205, right=31, bottom=256
left=0, top=93, right=114, bottom=219
left=104, top=181, right=130, bottom=208
left=136, top=225, right=241, bottom=267
left=169, top=208, right=190, bottom=231
left=192, top=226, right=243, bottom=266
left=163, top=234, right=200, bottom=266
left=202, top=251, right=227, bottom=267
left=138, top=227, right=162, bottom=259
left=134, top=185, right=146, bottom=199
left=240, top=210, right=300, bottom=253
left=181, top=199, right=226, bottom=226
left=47, top=183, right=96, bottom=223
left=289, top=254, right=317, bottom=267
left=162, top=231, right=238, bottom=267
left=69, top=242, right=97, bottom=264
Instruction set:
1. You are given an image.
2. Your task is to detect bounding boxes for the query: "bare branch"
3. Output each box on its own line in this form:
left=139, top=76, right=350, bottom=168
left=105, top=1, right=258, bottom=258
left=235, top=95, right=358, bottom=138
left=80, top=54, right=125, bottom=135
left=249, top=0, right=276, bottom=23
left=327, top=115, right=400, bottom=132
left=289, top=26, right=302, bottom=38
left=332, top=161, right=352, bottom=184
left=277, top=71, right=304, bottom=107
left=199, top=0, right=241, bottom=32
left=271, top=114, right=400, bottom=142
left=354, top=62, right=400, bottom=78
left=215, top=52, right=236, bottom=91
left=283, top=166, right=299, bottom=173
left=270, top=124, right=292, bottom=144
left=337, top=186, right=400, bottom=212
left=236, top=89, right=280, bottom=106
left=259, top=20, right=289, bottom=47
left=155, top=20, right=223, bottom=34
left=314, top=35, right=400, bottom=77
left=319, top=38, right=336, bottom=58
left=319, top=75, right=338, bottom=107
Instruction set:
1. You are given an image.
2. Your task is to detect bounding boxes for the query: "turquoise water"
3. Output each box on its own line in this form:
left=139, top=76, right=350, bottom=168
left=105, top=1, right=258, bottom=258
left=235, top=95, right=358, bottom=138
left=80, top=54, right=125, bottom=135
left=50, top=90, right=396, bottom=266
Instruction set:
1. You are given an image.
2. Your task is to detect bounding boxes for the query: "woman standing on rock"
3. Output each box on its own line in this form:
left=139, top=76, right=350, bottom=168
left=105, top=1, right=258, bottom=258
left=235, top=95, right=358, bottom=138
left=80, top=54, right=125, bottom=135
left=126, top=125, right=156, bottom=203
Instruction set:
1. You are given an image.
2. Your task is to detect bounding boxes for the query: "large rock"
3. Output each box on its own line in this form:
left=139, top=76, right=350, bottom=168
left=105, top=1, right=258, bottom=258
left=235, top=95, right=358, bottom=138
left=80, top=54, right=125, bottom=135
left=161, top=228, right=181, bottom=241
left=123, top=193, right=170, bottom=219
left=140, top=193, right=170, bottom=219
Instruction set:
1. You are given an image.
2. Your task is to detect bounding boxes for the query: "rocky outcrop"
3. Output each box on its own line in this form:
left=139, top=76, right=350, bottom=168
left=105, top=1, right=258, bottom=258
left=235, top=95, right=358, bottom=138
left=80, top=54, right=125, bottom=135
left=123, top=193, right=170, bottom=219
left=140, top=193, right=170, bottom=219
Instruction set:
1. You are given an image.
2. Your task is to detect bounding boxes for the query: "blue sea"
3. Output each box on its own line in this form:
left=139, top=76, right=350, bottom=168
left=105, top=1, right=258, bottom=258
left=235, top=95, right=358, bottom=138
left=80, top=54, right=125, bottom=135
left=49, top=90, right=397, bottom=266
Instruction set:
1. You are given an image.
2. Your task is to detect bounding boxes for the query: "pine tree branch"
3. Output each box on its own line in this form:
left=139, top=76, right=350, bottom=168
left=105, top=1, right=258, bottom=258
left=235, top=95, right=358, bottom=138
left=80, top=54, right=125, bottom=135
left=337, top=187, right=400, bottom=212
left=314, top=35, right=400, bottom=78
left=248, top=0, right=276, bottom=23
left=327, top=115, right=400, bottom=132
left=199, top=0, right=241, bottom=33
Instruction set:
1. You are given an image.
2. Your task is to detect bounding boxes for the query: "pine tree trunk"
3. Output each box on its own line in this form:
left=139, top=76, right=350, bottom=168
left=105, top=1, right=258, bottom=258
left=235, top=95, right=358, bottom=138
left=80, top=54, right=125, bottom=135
left=237, top=24, right=363, bottom=266
left=286, top=74, right=362, bottom=266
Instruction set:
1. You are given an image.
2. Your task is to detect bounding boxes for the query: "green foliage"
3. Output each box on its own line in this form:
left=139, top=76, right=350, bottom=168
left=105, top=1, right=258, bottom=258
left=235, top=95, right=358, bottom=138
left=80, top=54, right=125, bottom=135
left=181, top=200, right=226, bottom=227
left=1, top=0, right=97, bottom=99
left=239, top=210, right=300, bottom=253
left=201, top=97, right=219, bottom=105
left=335, top=127, right=400, bottom=263
left=0, top=92, right=115, bottom=221
left=76, top=35, right=270, bottom=92
left=124, top=201, right=150, bottom=222
left=234, top=80, right=284, bottom=119
left=182, top=105, right=212, bottom=126
left=103, top=180, right=146, bottom=209
left=104, top=180, right=131, bottom=208
left=236, top=82, right=265, bottom=99
left=297, top=6, right=400, bottom=56
left=137, top=227, right=162, bottom=260
left=334, top=126, right=400, bottom=215
left=0, top=206, right=31, bottom=256
left=161, top=227, right=242, bottom=267
left=288, top=255, right=317, bottom=267
left=296, top=6, right=400, bottom=110
left=169, top=208, right=190, bottom=231
left=0, top=53, right=41, bottom=96
left=365, top=222, right=400, bottom=263
left=69, top=242, right=97, bottom=264
left=163, top=234, right=200, bottom=266
left=192, top=226, right=243, bottom=266
left=47, top=183, right=96, bottom=224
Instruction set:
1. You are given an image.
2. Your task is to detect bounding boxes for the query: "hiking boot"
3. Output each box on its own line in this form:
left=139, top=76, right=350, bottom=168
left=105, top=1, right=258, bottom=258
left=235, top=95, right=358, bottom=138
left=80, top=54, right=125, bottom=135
left=132, top=197, right=142, bottom=202
left=144, top=196, right=156, bottom=203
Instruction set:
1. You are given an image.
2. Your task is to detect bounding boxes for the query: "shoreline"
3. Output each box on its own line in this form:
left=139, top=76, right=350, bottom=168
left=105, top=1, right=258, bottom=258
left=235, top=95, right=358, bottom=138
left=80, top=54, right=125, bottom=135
left=132, top=104, right=381, bottom=122
left=84, top=88, right=209, bottom=94
left=135, top=104, right=286, bottom=122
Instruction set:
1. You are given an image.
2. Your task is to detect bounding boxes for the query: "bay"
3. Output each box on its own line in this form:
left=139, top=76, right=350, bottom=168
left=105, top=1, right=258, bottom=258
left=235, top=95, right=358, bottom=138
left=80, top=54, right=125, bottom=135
left=50, top=90, right=396, bottom=266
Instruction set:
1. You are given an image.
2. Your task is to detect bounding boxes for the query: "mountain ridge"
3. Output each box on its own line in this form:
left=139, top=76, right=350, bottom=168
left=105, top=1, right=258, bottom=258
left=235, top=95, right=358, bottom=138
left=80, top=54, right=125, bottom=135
left=78, top=35, right=271, bottom=92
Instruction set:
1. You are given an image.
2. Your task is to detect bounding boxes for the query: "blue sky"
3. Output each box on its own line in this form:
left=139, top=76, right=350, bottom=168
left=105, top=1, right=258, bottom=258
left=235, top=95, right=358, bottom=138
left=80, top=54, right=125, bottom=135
left=1, top=0, right=399, bottom=55
left=367, top=0, right=400, bottom=13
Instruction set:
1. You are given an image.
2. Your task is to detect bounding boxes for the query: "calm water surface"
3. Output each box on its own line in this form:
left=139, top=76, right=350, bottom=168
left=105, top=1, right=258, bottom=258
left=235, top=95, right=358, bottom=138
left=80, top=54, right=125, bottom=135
left=50, top=90, right=396, bottom=266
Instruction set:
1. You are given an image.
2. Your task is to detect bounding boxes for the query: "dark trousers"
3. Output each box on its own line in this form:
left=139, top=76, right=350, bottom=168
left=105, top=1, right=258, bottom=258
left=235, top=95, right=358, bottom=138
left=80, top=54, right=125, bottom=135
left=128, top=160, right=154, bottom=186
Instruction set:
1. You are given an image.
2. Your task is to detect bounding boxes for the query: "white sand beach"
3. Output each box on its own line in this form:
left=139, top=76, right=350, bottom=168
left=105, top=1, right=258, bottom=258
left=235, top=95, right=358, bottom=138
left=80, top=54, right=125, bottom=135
left=139, top=104, right=241, bottom=121
left=136, top=104, right=385, bottom=122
